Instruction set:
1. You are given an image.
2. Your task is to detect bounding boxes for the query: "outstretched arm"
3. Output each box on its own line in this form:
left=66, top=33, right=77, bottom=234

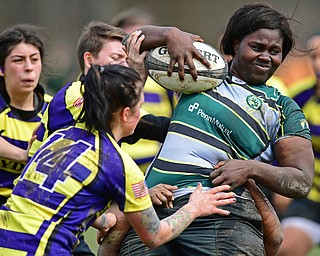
left=0, top=137, right=28, bottom=162
left=122, top=114, right=171, bottom=144
left=126, top=183, right=235, bottom=249
left=97, top=184, right=178, bottom=256
left=246, top=179, right=283, bottom=256
left=0, top=133, right=36, bottom=162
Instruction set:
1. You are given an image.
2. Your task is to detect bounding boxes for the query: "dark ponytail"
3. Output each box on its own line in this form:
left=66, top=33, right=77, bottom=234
left=78, top=64, right=142, bottom=133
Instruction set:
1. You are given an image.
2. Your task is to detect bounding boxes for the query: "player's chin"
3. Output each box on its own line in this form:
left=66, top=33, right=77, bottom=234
left=247, top=73, right=271, bottom=85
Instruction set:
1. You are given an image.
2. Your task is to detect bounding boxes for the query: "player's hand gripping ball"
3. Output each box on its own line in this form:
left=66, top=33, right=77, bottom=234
left=145, top=41, right=228, bottom=94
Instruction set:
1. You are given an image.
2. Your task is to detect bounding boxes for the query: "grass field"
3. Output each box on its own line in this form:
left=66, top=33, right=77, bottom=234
left=308, top=247, right=320, bottom=256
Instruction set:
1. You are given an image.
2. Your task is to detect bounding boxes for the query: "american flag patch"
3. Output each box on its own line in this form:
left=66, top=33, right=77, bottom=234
left=131, top=180, right=149, bottom=199
left=73, top=97, right=84, bottom=108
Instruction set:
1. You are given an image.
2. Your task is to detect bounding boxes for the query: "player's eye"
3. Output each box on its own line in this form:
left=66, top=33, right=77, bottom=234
left=13, top=58, right=23, bottom=63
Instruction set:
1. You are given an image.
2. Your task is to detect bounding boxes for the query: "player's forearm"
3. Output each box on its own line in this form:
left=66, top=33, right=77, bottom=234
left=122, top=114, right=170, bottom=144
left=137, top=26, right=180, bottom=52
left=255, top=195, right=283, bottom=256
left=246, top=180, right=283, bottom=256
left=97, top=203, right=129, bottom=256
left=249, top=159, right=312, bottom=198
left=97, top=220, right=131, bottom=256
left=142, top=204, right=197, bottom=249
left=0, top=137, right=27, bottom=162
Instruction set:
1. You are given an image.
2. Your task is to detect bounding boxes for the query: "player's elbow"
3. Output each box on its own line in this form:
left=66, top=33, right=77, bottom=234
left=296, top=176, right=313, bottom=198
left=264, top=230, right=284, bottom=256
left=141, top=235, right=164, bottom=249
left=145, top=241, right=158, bottom=249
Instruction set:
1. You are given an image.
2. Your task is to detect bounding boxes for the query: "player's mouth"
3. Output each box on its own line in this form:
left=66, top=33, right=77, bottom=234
left=253, top=62, right=271, bottom=73
left=21, top=79, right=35, bottom=85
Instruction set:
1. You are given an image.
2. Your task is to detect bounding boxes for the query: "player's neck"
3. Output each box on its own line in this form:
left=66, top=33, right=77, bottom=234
left=9, top=91, right=35, bottom=111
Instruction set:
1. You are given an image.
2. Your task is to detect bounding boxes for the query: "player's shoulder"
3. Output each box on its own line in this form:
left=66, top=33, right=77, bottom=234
left=44, top=93, right=53, bottom=103
left=64, top=80, right=83, bottom=96
left=50, top=80, right=83, bottom=106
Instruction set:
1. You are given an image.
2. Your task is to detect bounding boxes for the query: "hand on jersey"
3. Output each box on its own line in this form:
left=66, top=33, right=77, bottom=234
left=149, top=183, right=178, bottom=209
left=210, top=159, right=252, bottom=191
left=188, top=183, right=236, bottom=217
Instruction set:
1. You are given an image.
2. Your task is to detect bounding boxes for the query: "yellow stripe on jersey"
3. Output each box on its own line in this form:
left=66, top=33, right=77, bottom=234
left=0, top=247, right=27, bottom=256
left=0, top=210, right=44, bottom=234
left=0, top=187, right=12, bottom=197
left=0, top=109, right=42, bottom=142
left=105, top=131, right=152, bottom=212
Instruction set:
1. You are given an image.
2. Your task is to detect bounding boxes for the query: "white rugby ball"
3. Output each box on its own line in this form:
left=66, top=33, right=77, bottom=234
left=145, top=41, right=228, bottom=94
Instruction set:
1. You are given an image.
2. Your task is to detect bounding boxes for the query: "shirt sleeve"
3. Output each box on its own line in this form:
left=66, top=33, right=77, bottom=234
left=276, top=94, right=311, bottom=141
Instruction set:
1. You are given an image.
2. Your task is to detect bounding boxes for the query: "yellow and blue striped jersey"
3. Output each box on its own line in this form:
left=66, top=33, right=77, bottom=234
left=29, top=77, right=176, bottom=173
left=0, top=84, right=51, bottom=197
left=29, top=81, right=84, bottom=159
left=0, top=123, right=151, bottom=255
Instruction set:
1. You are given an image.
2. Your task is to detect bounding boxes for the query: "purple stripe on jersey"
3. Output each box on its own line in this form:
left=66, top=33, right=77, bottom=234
left=35, top=122, right=46, bottom=141
left=12, top=179, right=67, bottom=210
left=293, top=87, right=314, bottom=108
left=309, top=123, right=320, bottom=136
left=0, top=228, right=40, bottom=254
left=144, top=92, right=161, bottom=103
left=0, top=169, right=20, bottom=188
left=134, top=156, right=155, bottom=165
left=314, top=151, right=320, bottom=159
left=0, top=216, right=73, bottom=255
left=47, top=83, right=76, bottom=133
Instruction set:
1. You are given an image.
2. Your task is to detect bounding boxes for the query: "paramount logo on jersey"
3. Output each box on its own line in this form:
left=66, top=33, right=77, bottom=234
left=188, top=102, right=232, bottom=136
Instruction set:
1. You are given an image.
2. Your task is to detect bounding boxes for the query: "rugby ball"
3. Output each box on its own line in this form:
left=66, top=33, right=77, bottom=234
left=145, top=41, right=228, bottom=94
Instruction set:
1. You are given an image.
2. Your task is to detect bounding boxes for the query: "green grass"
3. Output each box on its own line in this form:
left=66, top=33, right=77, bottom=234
left=308, top=246, right=320, bottom=256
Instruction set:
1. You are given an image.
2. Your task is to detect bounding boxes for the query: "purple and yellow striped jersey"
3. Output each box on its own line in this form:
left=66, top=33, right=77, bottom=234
left=0, top=123, right=151, bottom=255
left=0, top=85, right=51, bottom=197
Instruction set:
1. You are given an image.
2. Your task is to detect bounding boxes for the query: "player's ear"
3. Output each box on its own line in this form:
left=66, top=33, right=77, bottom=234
left=84, top=52, right=93, bottom=71
left=0, top=67, right=4, bottom=76
left=233, top=40, right=239, bottom=54
left=121, top=107, right=131, bottom=123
